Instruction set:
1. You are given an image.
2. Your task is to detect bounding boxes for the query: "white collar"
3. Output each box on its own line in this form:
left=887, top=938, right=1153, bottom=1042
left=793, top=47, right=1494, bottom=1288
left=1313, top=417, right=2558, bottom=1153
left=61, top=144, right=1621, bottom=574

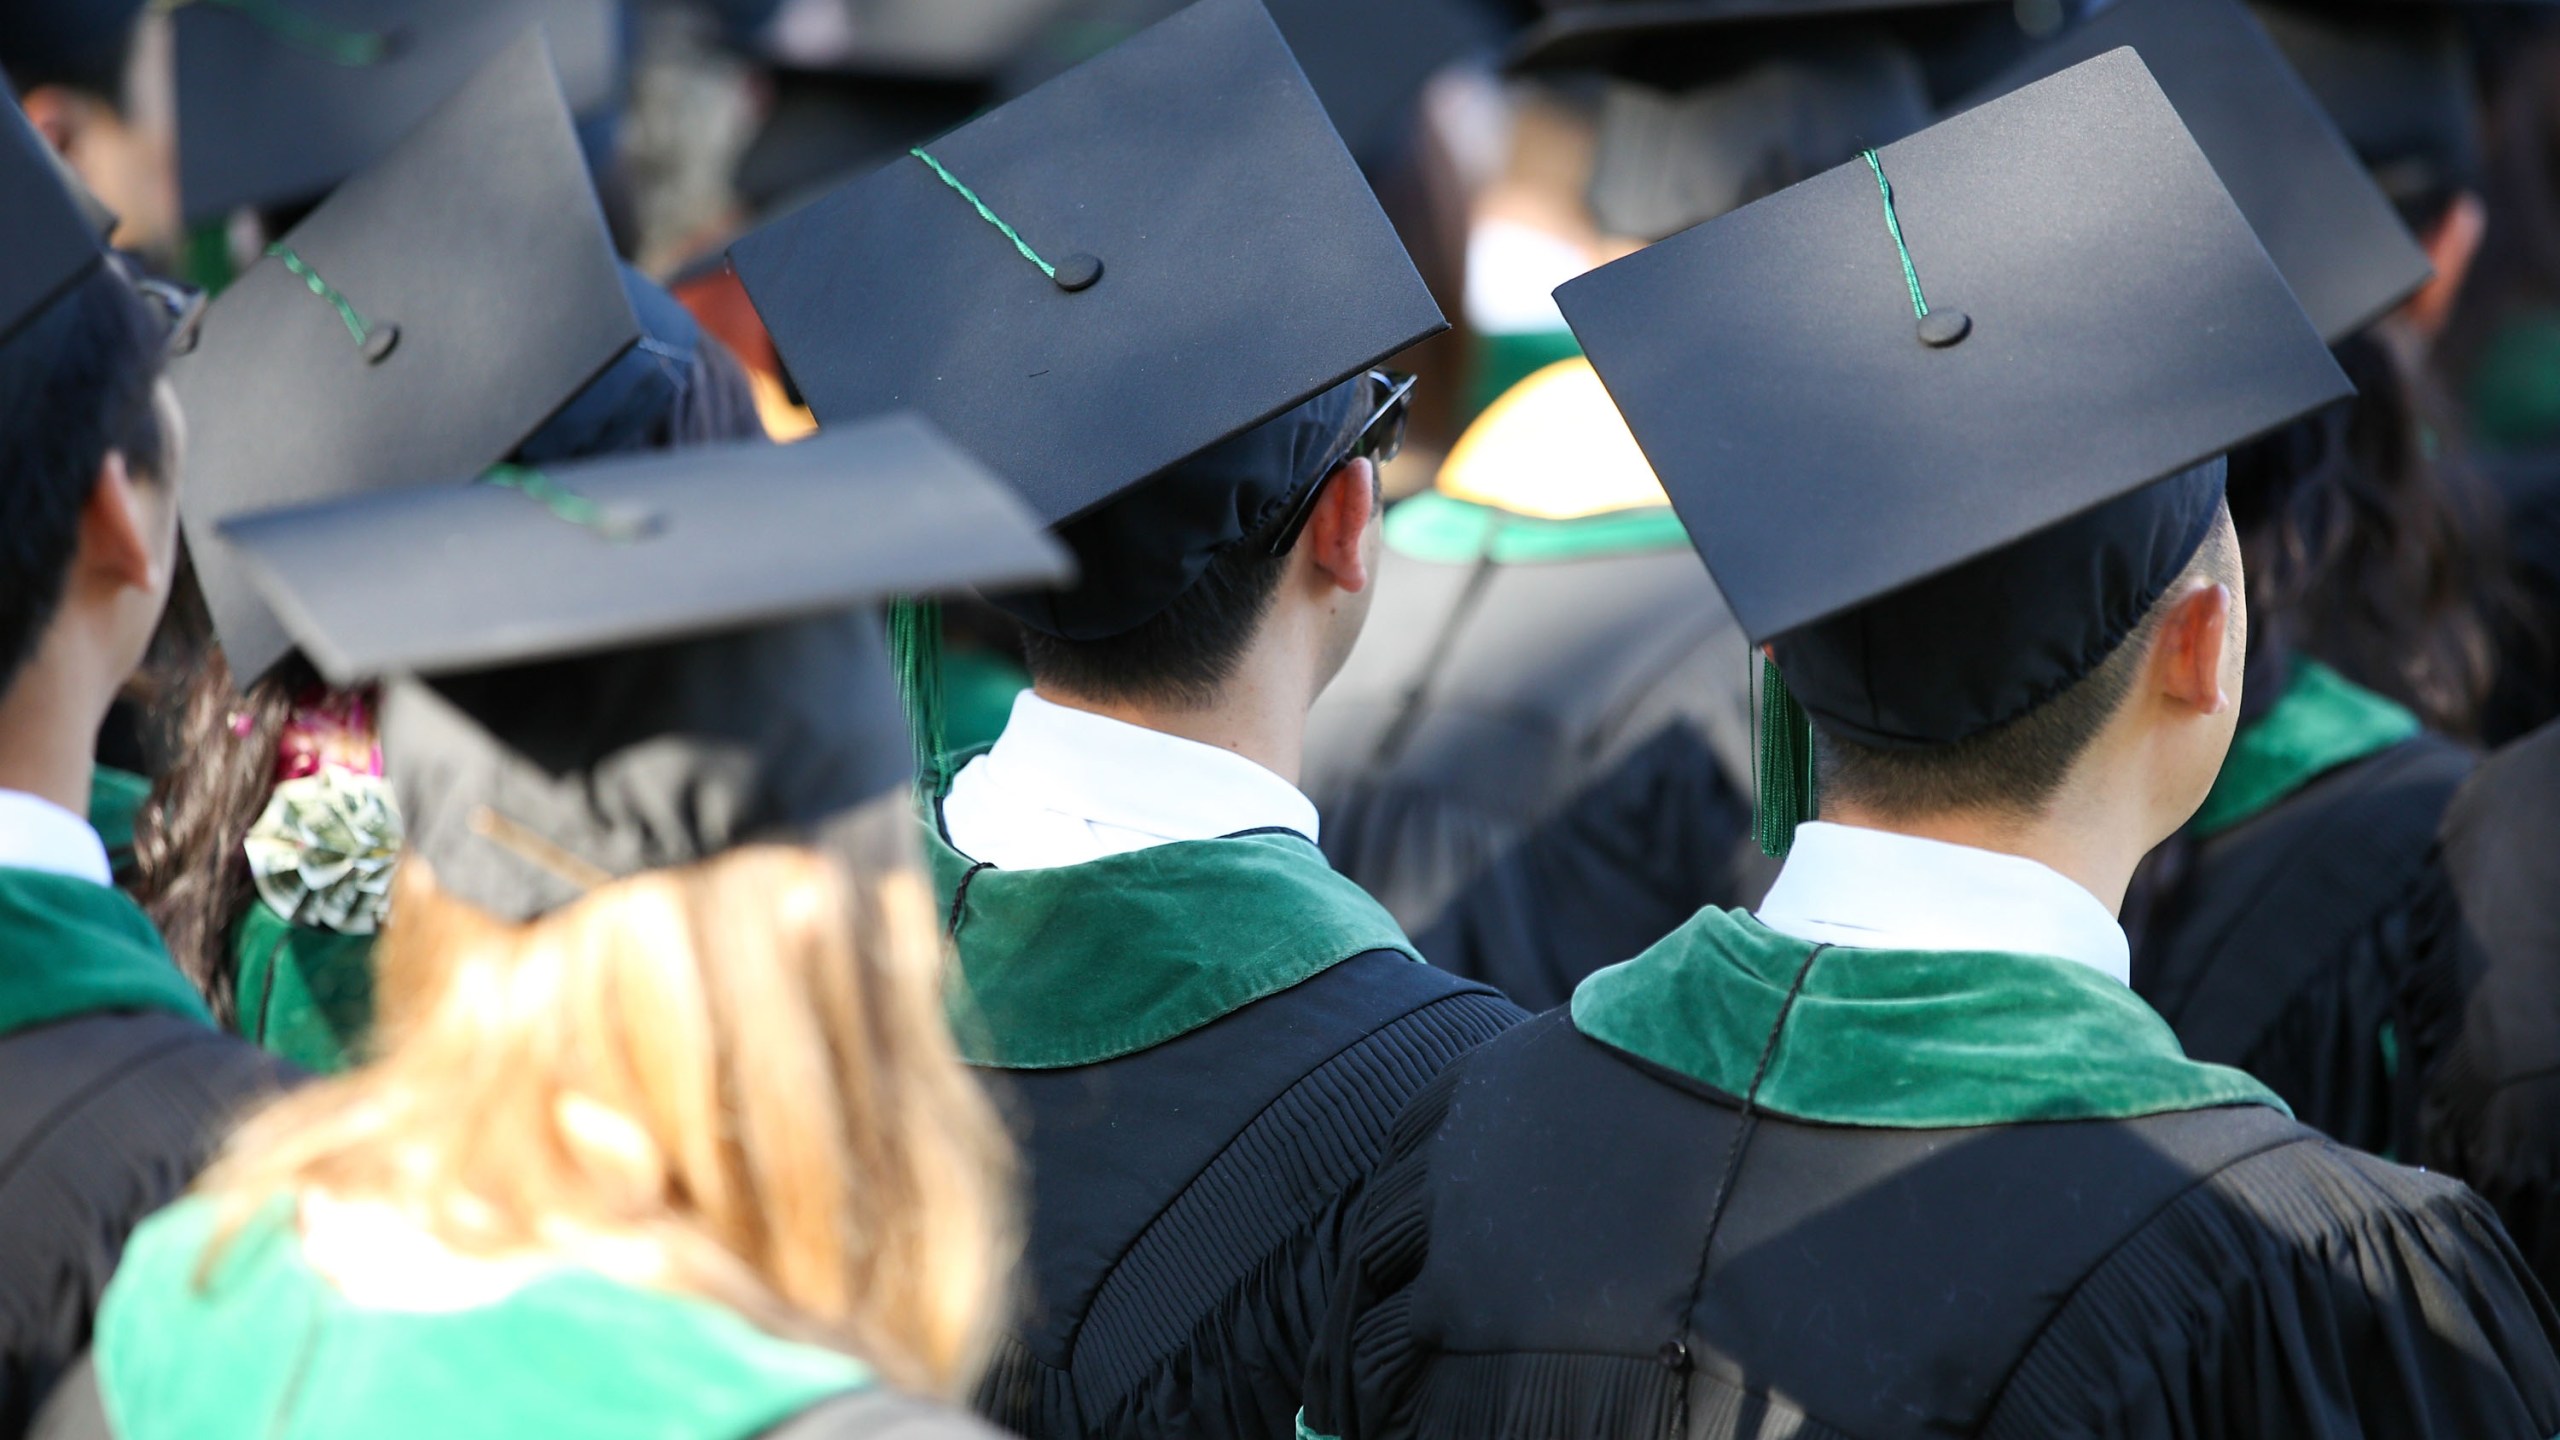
left=1754, top=822, right=2131, bottom=986
left=0, top=787, right=113, bottom=888
left=941, top=691, right=1321, bottom=871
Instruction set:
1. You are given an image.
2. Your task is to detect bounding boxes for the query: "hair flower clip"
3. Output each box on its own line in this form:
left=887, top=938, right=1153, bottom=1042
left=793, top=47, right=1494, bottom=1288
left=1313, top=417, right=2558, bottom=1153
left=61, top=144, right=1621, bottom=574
left=244, top=769, right=402, bottom=935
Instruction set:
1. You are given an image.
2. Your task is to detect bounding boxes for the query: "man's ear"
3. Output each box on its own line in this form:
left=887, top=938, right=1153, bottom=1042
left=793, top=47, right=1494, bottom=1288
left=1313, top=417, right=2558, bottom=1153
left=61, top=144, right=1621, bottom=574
left=1300, top=457, right=1379, bottom=596
left=79, top=451, right=161, bottom=596
left=2148, top=579, right=2235, bottom=717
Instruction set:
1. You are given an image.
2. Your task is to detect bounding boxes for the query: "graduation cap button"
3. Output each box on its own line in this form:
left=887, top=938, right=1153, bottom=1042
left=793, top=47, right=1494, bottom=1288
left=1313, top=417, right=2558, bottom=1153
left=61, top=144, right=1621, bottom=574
left=362, top=323, right=401, bottom=364
left=1917, top=310, right=1971, bottom=348
left=1053, top=253, right=1105, bottom=292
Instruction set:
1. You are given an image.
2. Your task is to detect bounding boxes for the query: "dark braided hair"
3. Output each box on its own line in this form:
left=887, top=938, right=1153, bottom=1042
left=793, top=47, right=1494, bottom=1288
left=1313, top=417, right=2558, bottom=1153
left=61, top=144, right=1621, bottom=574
left=2228, top=332, right=2512, bottom=740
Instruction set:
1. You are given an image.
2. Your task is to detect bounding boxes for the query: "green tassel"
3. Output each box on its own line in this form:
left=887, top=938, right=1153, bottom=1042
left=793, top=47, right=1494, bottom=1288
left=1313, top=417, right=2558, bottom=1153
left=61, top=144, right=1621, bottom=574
left=888, top=597, right=949, bottom=800
left=1755, top=655, right=1819, bottom=859
left=183, top=221, right=235, bottom=296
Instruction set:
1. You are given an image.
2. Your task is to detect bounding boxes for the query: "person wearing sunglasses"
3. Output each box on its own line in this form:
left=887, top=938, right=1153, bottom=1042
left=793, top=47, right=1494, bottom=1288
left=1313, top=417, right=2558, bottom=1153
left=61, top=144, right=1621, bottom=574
left=0, top=100, right=289, bottom=1434
left=726, top=5, right=1526, bottom=1436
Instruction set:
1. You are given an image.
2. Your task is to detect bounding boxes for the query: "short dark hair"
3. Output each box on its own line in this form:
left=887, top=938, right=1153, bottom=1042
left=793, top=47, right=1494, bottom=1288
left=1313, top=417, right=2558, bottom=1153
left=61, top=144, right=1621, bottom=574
left=1816, top=511, right=2239, bottom=821
left=1019, top=463, right=1369, bottom=709
left=0, top=265, right=171, bottom=696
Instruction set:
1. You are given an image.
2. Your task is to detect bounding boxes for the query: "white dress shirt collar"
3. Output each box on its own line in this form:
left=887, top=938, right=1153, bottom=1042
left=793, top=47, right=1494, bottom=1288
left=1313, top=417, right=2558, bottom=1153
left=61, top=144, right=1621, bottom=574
left=0, top=787, right=113, bottom=888
left=941, top=691, right=1322, bottom=871
left=1754, top=821, right=2131, bottom=986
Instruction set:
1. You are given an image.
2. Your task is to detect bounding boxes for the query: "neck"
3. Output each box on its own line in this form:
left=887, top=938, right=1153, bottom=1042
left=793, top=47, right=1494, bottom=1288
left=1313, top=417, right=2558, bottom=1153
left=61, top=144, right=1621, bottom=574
left=1818, top=796, right=2150, bottom=918
left=0, top=640, right=107, bottom=817
left=1033, top=610, right=1329, bottom=785
left=1032, top=678, right=1311, bottom=785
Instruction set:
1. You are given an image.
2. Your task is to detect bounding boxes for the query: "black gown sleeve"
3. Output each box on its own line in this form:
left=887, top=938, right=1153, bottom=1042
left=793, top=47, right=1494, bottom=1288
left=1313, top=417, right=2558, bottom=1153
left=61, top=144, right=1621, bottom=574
left=2224, top=858, right=2457, bottom=1161
left=1984, top=1139, right=2560, bottom=1440
left=1298, top=1063, right=1470, bottom=1440
left=0, top=1016, right=297, bottom=1435
left=975, top=971, right=1524, bottom=1440
left=2421, top=717, right=2560, bottom=1300
left=2130, top=735, right=2472, bottom=1163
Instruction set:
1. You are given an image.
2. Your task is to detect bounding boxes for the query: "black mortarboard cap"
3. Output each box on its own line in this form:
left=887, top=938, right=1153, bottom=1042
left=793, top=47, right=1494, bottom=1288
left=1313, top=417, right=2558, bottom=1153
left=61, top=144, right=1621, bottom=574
left=2248, top=1, right=2482, bottom=233
left=0, top=88, right=108, bottom=345
left=173, top=29, right=637, bottom=685
left=1264, top=0, right=1502, bottom=164
left=218, top=414, right=1071, bottom=683
left=173, top=0, right=622, bottom=223
left=1964, top=0, right=2427, bottom=344
left=0, top=0, right=148, bottom=95
left=1508, top=0, right=2008, bottom=82
left=733, top=68, right=992, bottom=220
left=730, top=0, right=1446, bottom=633
left=1557, top=49, right=2351, bottom=749
left=1000, top=0, right=1503, bottom=165
left=1588, top=33, right=1933, bottom=241
left=222, top=415, right=1072, bottom=922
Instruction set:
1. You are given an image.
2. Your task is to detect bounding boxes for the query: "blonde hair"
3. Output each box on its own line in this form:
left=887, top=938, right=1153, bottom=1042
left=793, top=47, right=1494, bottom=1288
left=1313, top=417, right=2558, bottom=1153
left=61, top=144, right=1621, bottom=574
left=195, top=807, right=1017, bottom=1400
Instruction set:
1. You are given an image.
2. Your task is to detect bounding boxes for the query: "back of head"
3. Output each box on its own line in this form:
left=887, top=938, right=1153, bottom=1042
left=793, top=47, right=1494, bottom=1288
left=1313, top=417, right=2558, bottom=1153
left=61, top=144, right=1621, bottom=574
left=0, top=261, right=167, bottom=699
left=2253, top=1, right=2479, bottom=235
left=2227, top=332, right=2504, bottom=738
left=1006, top=375, right=1370, bottom=708
left=1552, top=51, right=2354, bottom=858
left=1590, top=33, right=1934, bottom=240
left=169, top=391, right=1072, bottom=1393
left=1811, top=491, right=2243, bottom=824
left=201, top=814, right=1017, bottom=1399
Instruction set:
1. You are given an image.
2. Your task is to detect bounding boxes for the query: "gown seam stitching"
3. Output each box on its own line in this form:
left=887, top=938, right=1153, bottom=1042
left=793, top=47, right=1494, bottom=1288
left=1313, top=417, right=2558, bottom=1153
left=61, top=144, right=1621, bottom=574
left=1668, top=941, right=1828, bottom=1433
left=1058, top=980, right=1483, bottom=1373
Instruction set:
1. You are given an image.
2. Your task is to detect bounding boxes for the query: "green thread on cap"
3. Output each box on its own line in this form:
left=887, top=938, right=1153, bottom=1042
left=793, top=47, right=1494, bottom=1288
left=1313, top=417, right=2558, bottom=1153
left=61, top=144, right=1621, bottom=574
left=888, top=597, right=950, bottom=799
left=1863, top=150, right=1929, bottom=321
left=911, top=149, right=1059, bottom=281
left=479, top=464, right=654, bottom=543
left=1754, top=654, right=1819, bottom=859
left=154, top=0, right=393, bottom=66
left=265, top=243, right=375, bottom=348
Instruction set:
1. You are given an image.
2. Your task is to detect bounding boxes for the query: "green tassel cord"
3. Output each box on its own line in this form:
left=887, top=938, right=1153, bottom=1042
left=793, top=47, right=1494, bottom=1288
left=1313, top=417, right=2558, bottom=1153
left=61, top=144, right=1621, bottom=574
left=1755, top=655, right=1818, bottom=859
left=910, top=149, right=1058, bottom=280
left=1741, top=147, right=1929, bottom=858
left=889, top=598, right=950, bottom=800
left=152, top=0, right=396, bottom=66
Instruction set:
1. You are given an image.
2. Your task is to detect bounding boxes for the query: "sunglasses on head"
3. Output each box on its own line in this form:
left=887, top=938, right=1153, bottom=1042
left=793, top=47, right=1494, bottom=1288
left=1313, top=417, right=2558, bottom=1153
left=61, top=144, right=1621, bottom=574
left=123, top=262, right=206, bottom=358
left=1267, top=369, right=1418, bottom=556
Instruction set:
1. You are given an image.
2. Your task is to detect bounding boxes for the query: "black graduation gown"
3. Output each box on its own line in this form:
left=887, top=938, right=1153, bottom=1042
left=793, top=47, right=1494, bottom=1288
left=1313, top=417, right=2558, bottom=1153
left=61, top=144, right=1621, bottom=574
left=2131, top=731, right=2473, bottom=1158
left=971, top=951, right=1524, bottom=1440
left=2478, top=446, right=2560, bottom=747
left=1305, top=1009, right=2560, bottom=1440
left=2423, top=716, right=2560, bottom=1301
left=0, top=1013, right=290, bottom=1434
left=1303, top=538, right=1766, bottom=1012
